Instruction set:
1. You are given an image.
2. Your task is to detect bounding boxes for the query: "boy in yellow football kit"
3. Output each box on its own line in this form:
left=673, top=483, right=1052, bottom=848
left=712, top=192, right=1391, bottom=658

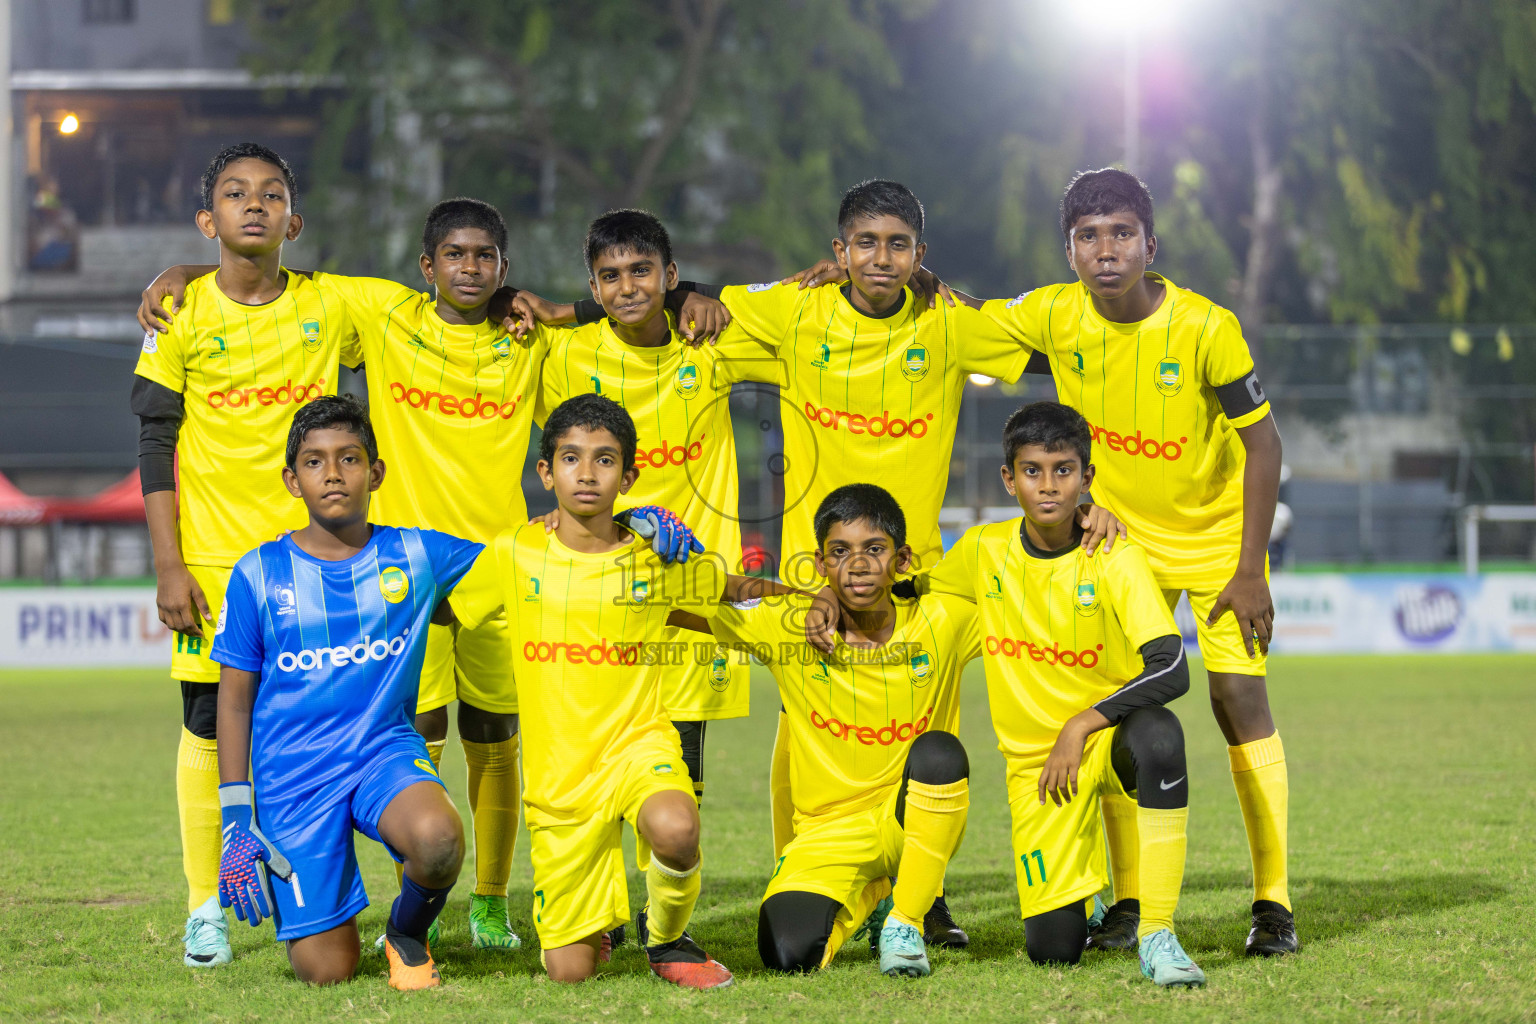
left=527, top=210, right=782, bottom=804
left=447, top=393, right=733, bottom=989
left=131, top=143, right=361, bottom=968
left=912, top=402, right=1204, bottom=987
left=972, top=170, right=1296, bottom=956
left=682, top=484, right=977, bottom=979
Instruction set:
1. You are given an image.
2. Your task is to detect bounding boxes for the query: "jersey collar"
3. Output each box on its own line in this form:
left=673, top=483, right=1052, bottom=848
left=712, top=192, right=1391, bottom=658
left=1017, top=518, right=1084, bottom=560
left=1076, top=272, right=1177, bottom=335
left=838, top=283, right=912, bottom=325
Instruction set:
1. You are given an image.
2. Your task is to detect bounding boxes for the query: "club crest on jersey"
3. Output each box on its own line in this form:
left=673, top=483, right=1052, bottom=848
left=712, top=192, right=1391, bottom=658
left=1075, top=579, right=1100, bottom=616
left=300, top=318, right=322, bottom=352
left=908, top=652, right=932, bottom=686
left=810, top=341, right=831, bottom=370
left=986, top=574, right=1004, bottom=600
left=415, top=757, right=438, bottom=776
left=901, top=345, right=929, bottom=382
left=206, top=336, right=228, bottom=360
left=1155, top=357, right=1184, bottom=396
left=674, top=361, right=700, bottom=398
left=524, top=576, right=541, bottom=602
left=710, top=651, right=731, bottom=689
left=378, top=566, right=410, bottom=604
left=630, top=578, right=650, bottom=605
left=272, top=584, right=296, bottom=616
left=491, top=336, right=513, bottom=363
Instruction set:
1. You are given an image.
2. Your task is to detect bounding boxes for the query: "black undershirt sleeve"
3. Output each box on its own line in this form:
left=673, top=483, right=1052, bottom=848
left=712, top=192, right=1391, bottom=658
left=1024, top=349, right=1051, bottom=376
left=572, top=297, right=603, bottom=326
left=1213, top=369, right=1268, bottom=421
left=131, top=375, right=183, bottom=496
left=1091, top=634, right=1188, bottom=723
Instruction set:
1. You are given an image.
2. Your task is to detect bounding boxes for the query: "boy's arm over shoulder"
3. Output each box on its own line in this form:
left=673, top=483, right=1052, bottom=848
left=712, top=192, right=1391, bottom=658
left=209, top=559, right=264, bottom=673
left=416, top=528, right=485, bottom=596
left=1200, top=305, right=1271, bottom=428
left=718, top=279, right=812, bottom=347
left=712, top=321, right=786, bottom=386
left=950, top=299, right=1036, bottom=383
left=979, top=285, right=1065, bottom=354
left=703, top=586, right=801, bottom=661
left=308, top=272, right=418, bottom=322
left=447, top=533, right=513, bottom=630
left=911, top=525, right=983, bottom=602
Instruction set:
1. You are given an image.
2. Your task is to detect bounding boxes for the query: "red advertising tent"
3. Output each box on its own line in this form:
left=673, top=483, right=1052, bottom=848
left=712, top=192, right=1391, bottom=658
left=0, top=472, right=47, bottom=526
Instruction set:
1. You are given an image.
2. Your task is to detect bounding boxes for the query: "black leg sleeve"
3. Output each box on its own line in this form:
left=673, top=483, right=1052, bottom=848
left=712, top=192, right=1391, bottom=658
left=758, top=891, right=841, bottom=972
left=1110, top=705, right=1188, bottom=810
left=673, top=720, right=706, bottom=803
left=181, top=681, right=219, bottom=741
left=1024, top=903, right=1087, bottom=965
left=894, top=730, right=968, bottom=826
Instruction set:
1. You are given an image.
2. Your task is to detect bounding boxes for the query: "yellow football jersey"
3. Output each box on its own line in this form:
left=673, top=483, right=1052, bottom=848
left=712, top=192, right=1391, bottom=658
left=450, top=524, right=725, bottom=826
left=534, top=317, right=781, bottom=720
left=132, top=271, right=360, bottom=567
left=921, top=519, right=1175, bottom=768
left=721, top=282, right=1032, bottom=580
left=707, top=591, right=979, bottom=826
left=316, top=274, right=547, bottom=542
left=982, top=274, right=1271, bottom=585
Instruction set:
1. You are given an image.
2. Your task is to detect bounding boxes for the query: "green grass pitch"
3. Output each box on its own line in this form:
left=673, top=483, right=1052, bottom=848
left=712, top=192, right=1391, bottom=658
left=2, top=655, right=1533, bottom=1023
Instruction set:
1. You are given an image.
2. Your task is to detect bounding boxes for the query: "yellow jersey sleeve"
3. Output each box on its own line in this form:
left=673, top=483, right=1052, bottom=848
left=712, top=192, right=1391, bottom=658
left=531, top=322, right=575, bottom=427
left=298, top=271, right=364, bottom=370
left=1098, top=543, right=1179, bottom=650
left=712, top=321, right=785, bottom=385
left=311, top=273, right=418, bottom=357
left=979, top=289, right=1053, bottom=354
left=1200, top=308, right=1271, bottom=429
left=133, top=297, right=190, bottom=393
left=952, top=301, right=1033, bottom=382
left=448, top=542, right=507, bottom=630
left=719, top=281, right=809, bottom=346
left=705, top=595, right=789, bottom=659
left=920, top=528, right=981, bottom=602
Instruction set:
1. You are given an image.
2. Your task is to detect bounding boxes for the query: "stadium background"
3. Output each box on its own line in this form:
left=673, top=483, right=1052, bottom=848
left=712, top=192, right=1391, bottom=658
left=1, top=2, right=1533, bottom=1021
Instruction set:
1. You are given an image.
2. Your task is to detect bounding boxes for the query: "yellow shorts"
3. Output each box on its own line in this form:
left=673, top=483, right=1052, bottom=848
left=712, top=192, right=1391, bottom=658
left=1164, top=558, right=1269, bottom=675
left=527, top=733, right=694, bottom=949
left=416, top=616, right=517, bottom=715
left=763, top=788, right=903, bottom=966
left=171, top=564, right=231, bottom=684
left=660, top=628, right=749, bottom=721
left=1005, top=729, right=1127, bottom=919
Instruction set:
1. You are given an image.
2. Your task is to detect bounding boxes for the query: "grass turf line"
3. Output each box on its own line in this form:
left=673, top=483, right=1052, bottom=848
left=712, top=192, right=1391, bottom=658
left=1, top=656, right=1532, bottom=1023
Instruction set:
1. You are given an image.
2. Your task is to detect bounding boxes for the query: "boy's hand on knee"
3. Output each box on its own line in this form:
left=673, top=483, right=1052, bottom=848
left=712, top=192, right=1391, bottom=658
left=1039, top=720, right=1094, bottom=807
left=218, top=782, right=292, bottom=927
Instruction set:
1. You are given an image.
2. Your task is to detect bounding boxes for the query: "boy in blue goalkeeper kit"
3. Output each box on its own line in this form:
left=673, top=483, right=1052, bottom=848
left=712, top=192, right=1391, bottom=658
left=211, top=395, right=480, bottom=990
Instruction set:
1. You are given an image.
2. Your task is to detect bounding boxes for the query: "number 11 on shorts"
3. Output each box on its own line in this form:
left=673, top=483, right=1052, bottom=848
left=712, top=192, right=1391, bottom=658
left=1020, top=849, right=1047, bottom=886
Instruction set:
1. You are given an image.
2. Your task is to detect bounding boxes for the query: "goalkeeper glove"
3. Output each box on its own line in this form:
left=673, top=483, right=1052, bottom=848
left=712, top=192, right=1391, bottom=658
left=619, top=506, right=705, bottom=564
left=218, top=782, right=292, bottom=927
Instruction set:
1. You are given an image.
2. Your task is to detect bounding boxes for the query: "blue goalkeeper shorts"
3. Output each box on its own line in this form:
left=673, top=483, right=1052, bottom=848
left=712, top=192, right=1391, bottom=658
left=254, top=733, right=444, bottom=942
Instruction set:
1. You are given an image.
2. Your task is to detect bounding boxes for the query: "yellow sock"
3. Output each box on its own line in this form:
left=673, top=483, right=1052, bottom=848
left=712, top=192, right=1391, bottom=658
left=464, top=735, right=520, bottom=898
left=1135, top=806, right=1189, bottom=940
left=824, top=877, right=891, bottom=966
left=645, top=855, right=701, bottom=946
left=1230, top=732, right=1290, bottom=909
left=397, top=740, right=449, bottom=886
left=890, top=778, right=969, bottom=931
left=1101, top=788, right=1140, bottom=903
left=770, top=711, right=795, bottom=859
left=176, top=728, right=221, bottom=912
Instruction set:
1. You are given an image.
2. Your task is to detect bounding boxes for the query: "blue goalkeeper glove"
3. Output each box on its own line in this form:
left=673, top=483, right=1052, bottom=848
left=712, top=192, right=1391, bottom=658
left=218, top=782, right=292, bottom=927
left=618, top=506, right=705, bottom=564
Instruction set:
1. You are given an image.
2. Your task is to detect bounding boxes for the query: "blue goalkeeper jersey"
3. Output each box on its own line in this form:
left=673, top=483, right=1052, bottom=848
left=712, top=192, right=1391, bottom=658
left=211, top=525, right=482, bottom=795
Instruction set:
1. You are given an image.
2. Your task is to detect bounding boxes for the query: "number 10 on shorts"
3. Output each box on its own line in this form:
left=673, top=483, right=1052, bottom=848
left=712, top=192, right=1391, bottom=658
left=1020, top=849, right=1048, bottom=886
